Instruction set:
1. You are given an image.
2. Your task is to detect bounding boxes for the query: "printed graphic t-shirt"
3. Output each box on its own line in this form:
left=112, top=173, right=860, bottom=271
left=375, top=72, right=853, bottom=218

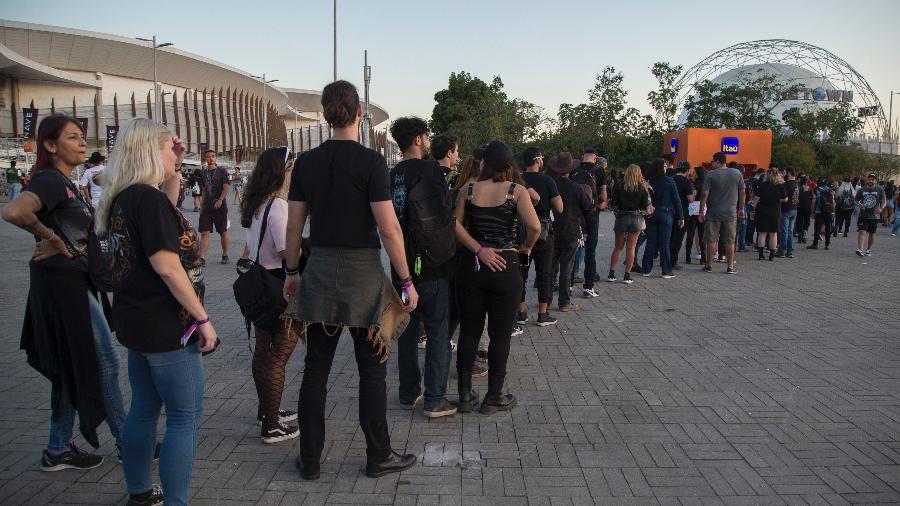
left=108, top=184, right=204, bottom=352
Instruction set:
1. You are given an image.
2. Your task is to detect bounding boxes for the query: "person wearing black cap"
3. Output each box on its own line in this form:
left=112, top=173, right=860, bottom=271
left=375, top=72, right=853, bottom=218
left=854, top=173, right=886, bottom=256
left=79, top=151, right=106, bottom=209
left=548, top=152, right=592, bottom=311
left=454, top=141, right=540, bottom=415
left=570, top=148, right=606, bottom=297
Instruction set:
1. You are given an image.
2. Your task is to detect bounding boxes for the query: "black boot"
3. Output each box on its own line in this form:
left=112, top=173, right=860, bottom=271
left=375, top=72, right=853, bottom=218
left=758, top=247, right=765, bottom=260
left=769, top=248, right=775, bottom=261
left=457, top=370, right=480, bottom=413
left=480, top=392, right=517, bottom=415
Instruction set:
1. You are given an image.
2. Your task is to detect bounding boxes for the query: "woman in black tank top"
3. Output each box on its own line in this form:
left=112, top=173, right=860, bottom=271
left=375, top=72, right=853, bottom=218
left=453, top=141, right=540, bottom=415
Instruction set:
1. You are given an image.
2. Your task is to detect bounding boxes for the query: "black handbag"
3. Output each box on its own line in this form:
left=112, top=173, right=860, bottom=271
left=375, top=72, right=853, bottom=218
left=232, top=199, right=286, bottom=336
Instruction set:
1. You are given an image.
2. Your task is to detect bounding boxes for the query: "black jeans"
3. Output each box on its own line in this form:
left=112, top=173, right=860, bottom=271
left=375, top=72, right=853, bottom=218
left=520, top=235, right=555, bottom=305
left=582, top=214, right=600, bottom=289
left=797, top=210, right=811, bottom=239
left=551, top=244, right=577, bottom=307
left=684, top=217, right=704, bottom=263
left=835, top=209, right=853, bottom=235
left=299, top=324, right=391, bottom=464
left=456, top=251, right=520, bottom=396
left=670, top=218, right=687, bottom=266
left=812, top=213, right=832, bottom=246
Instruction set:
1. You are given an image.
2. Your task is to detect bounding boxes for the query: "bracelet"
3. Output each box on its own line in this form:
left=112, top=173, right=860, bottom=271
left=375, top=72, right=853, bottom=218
left=474, top=246, right=484, bottom=256
left=44, top=229, right=56, bottom=241
left=197, top=318, right=210, bottom=325
left=400, top=277, right=413, bottom=288
left=285, top=265, right=300, bottom=275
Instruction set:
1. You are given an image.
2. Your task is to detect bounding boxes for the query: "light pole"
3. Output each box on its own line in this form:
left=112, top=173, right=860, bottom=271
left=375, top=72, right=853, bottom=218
left=361, top=50, right=372, bottom=148
left=136, top=35, right=173, bottom=121
left=251, top=74, right=278, bottom=149
left=333, top=0, right=337, bottom=81
left=888, top=90, right=899, bottom=148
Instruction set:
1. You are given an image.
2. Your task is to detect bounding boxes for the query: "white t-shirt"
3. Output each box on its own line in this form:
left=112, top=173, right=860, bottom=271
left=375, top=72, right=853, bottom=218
left=246, top=197, right=288, bottom=270
left=79, top=164, right=104, bottom=207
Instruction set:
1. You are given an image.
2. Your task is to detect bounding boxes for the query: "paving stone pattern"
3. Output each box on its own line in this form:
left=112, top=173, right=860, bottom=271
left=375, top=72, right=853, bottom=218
left=0, top=206, right=898, bottom=505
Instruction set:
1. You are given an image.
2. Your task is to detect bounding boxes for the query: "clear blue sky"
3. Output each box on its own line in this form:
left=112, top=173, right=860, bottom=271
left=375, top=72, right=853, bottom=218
left=6, top=0, right=900, bottom=127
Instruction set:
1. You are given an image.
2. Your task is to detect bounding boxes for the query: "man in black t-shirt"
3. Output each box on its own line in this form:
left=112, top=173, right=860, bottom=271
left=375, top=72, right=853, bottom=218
left=518, top=147, right=563, bottom=327
left=198, top=150, right=231, bottom=264
left=776, top=168, right=799, bottom=258
left=670, top=161, right=695, bottom=269
left=548, top=152, right=592, bottom=312
left=388, top=117, right=457, bottom=419
left=570, top=148, right=607, bottom=297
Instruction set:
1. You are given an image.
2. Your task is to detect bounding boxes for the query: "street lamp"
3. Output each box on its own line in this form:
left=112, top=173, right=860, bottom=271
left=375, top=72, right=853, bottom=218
left=136, top=36, right=173, bottom=121
left=251, top=74, right=279, bottom=149
left=888, top=90, right=900, bottom=147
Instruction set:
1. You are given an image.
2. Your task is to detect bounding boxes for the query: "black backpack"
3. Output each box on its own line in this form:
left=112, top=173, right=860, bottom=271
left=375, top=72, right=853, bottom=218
left=820, top=187, right=835, bottom=214
left=232, top=199, right=287, bottom=335
left=799, top=187, right=814, bottom=212
left=405, top=169, right=456, bottom=274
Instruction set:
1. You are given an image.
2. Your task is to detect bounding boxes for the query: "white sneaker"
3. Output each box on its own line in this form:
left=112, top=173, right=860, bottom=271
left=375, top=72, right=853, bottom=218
left=695, top=252, right=702, bottom=260
left=510, top=325, right=524, bottom=337
left=417, top=335, right=427, bottom=349
left=582, top=288, right=600, bottom=298
left=864, top=250, right=872, bottom=256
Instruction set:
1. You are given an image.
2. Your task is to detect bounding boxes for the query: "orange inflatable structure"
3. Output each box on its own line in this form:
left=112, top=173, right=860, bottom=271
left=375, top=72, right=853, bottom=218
left=663, top=128, right=772, bottom=178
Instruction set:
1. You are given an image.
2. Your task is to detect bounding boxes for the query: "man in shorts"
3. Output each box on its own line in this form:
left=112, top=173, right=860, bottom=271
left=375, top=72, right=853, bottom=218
left=198, top=150, right=231, bottom=264
left=698, top=152, right=745, bottom=274
left=854, top=172, right=886, bottom=257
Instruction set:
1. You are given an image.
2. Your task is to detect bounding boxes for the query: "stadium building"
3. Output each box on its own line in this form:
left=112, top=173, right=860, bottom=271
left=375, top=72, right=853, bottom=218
left=0, top=19, right=391, bottom=166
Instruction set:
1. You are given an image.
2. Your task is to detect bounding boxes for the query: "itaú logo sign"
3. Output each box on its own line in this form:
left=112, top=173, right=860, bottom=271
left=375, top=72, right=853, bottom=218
left=721, top=137, right=739, bottom=155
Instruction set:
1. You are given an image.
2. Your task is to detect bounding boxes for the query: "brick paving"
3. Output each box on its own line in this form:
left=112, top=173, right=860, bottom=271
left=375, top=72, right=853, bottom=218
left=0, top=205, right=899, bottom=505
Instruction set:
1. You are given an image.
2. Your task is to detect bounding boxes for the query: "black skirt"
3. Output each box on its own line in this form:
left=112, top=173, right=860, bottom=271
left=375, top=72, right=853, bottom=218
left=755, top=205, right=781, bottom=233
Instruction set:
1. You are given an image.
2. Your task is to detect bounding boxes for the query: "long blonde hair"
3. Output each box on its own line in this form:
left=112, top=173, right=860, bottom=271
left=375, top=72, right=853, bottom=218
left=767, top=167, right=784, bottom=185
left=622, top=164, right=643, bottom=192
left=96, top=118, right=172, bottom=233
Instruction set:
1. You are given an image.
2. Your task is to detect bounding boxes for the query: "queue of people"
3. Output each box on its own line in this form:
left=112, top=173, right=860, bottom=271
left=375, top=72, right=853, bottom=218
left=3, top=80, right=898, bottom=505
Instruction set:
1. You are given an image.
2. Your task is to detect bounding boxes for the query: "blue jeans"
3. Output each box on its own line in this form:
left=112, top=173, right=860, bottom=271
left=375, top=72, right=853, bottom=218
left=397, top=278, right=451, bottom=411
left=642, top=211, right=674, bottom=275
left=9, top=182, right=22, bottom=200
left=572, top=247, right=585, bottom=280
left=778, top=209, right=798, bottom=254
left=122, top=342, right=203, bottom=506
left=737, top=219, right=748, bottom=250
left=892, top=213, right=900, bottom=235
left=48, top=291, right=126, bottom=451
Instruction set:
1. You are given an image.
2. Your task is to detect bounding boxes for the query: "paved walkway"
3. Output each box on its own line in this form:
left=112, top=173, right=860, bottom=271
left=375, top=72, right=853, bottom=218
left=1, top=205, right=898, bottom=505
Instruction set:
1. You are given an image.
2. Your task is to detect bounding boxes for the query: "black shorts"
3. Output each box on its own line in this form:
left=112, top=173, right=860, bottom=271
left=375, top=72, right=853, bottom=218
left=857, top=217, right=878, bottom=234
left=199, top=206, right=228, bottom=233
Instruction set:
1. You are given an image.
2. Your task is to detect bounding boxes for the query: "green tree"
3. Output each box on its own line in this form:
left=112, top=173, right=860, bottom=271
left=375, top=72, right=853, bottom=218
left=589, top=66, right=628, bottom=140
left=772, top=138, right=817, bottom=173
left=684, top=75, right=804, bottom=131
left=647, top=62, right=683, bottom=132
left=815, top=103, right=863, bottom=144
left=430, top=72, right=544, bottom=157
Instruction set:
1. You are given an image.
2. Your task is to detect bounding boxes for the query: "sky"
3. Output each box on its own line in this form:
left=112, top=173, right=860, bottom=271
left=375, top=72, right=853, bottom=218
left=5, top=0, right=900, bottom=128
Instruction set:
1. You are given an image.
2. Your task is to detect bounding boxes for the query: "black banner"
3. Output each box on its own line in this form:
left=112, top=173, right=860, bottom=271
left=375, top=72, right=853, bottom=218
left=106, top=125, right=120, bottom=152
left=22, top=108, right=38, bottom=139
left=76, top=118, right=89, bottom=136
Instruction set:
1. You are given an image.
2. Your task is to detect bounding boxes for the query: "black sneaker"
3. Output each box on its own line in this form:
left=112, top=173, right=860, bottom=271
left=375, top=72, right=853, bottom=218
left=257, top=409, right=298, bottom=425
left=117, top=442, right=161, bottom=464
left=622, top=273, right=634, bottom=284
left=702, top=265, right=713, bottom=273
left=536, top=312, right=557, bottom=327
left=221, top=255, right=229, bottom=264
left=400, top=394, right=424, bottom=410
left=424, top=399, right=459, bottom=419
left=261, top=421, right=300, bottom=444
left=127, top=484, right=163, bottom=506
left=516, top=311, right=528, bottom=325
left=41, top=443, right=103, bottom=472
left=785, top=252, right=794, bottom=258
left=726, top=266, right=737, bottom=274
left=472, top=360, right=488, bottom=378
left=510, top=324, right=524, bottom=337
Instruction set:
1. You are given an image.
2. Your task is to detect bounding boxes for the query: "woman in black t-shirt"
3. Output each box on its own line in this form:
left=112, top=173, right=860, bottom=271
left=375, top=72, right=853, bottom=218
left=607, top=164, right=650, bottom=284
left=282, top=80, right=418, bottom=481
left=96, top=118, right=217, bottom=506
left=752, top=168, right=788, bottom=261
left=2, top=114, right=127, bottom=473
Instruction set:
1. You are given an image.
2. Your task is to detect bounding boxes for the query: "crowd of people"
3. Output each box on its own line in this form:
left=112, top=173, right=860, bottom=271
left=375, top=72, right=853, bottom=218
left=2, top=79, right=898, bottom=505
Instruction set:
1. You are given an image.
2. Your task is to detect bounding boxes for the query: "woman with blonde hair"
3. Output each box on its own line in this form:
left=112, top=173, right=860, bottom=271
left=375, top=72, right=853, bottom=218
left=752, top=167, right=787, bottom=261
left=607, top=164, right=651, bottom=284
left=97, top=117, right=218, bottom=506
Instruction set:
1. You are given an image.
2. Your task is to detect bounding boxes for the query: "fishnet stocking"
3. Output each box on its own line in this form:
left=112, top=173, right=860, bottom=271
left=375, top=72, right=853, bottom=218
left=252, top=324, right=300, bottom=423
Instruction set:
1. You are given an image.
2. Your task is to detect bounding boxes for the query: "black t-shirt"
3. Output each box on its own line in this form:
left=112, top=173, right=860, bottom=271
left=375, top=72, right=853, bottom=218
left=522, top=171, right=560, bottom=220
left=26, top=169, right=92, bottom=271
left=781, top=179, right=799, bottom=212
left=554, top=176, right=592, bottom=245
left=201, top=166, right=230, bottom=209
left=389, top=158, right=451, bottom=281
left=109, top=184, right=204, bottom=353
left=288, top=140, right=391, bottom=249
left=673, top=174, right=694, bottom=215
left=756, top=181, right=786, bottom=212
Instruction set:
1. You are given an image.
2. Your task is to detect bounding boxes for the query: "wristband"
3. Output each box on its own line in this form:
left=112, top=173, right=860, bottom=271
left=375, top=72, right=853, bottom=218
left=401, top=278, right=413, bottom=288
left=475, top=246, right=484, bottom=256
left=197, top=318, right=210, bottom=325
left=285, top=265, right=300, bottom=275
